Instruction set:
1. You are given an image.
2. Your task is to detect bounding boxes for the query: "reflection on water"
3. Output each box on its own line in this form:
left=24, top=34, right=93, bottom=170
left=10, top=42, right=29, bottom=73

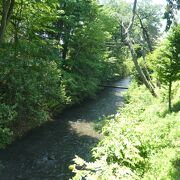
left=0, top=77, right=130, bottom=180
left=69, top=121, right=102, bottom=139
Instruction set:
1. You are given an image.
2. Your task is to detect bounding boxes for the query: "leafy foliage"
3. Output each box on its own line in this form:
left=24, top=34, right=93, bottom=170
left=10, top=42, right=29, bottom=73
left=0, top=0, right=128, bottom=147
left=149, top=25, right=180, bottom=84
left=71, top=83, right=180, bottom=179
left=147, top=25, right=180, bottom=111
left=0, top=42, right=67, bottom=146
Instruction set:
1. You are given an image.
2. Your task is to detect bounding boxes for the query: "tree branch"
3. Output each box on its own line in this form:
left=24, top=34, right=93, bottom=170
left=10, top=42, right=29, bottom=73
left=136, top=13, right=153, bottom=52
left=126, top=0, right=137, bottom=34
left=121, top=0, right=157, bottom=96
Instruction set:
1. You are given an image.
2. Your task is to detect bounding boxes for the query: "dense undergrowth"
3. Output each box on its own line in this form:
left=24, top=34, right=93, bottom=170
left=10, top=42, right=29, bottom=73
left=71, top=82, right=180, bottom=179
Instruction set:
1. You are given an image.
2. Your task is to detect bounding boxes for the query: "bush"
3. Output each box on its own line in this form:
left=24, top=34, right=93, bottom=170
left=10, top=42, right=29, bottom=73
left=0, top=43, right=67, bottom=141
left=0, top=104, right=16, bottom=148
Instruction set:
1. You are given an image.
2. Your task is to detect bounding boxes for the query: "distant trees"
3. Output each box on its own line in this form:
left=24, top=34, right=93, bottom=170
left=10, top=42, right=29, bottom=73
left=102, top=0, right=162, bottom=96
left=122, top=0, right=155, bottom=96
left=121, top=0, right=162, bottom=96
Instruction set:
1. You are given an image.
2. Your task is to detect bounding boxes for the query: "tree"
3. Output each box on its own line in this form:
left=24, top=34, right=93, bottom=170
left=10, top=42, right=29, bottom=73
left=102, top=0, right=162, bottom=96
left=54, top=0, right=101, bottom=60
left=121, top=0, right=157, bottom=96
left=134, top=0, right=162, bottom=84
left=136, top=0, right=162, bottom=52
left=150, top=25, right=180, bottom=111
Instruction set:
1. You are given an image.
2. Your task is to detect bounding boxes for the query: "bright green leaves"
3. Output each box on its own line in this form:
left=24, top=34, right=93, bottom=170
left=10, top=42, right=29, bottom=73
left=71, top=84, right=180, bottom=179
left=10, top=0, right=61, bottom=43
left=149, top=25, right=180, bottom=84
left=147, top=24, right=180, bottom=111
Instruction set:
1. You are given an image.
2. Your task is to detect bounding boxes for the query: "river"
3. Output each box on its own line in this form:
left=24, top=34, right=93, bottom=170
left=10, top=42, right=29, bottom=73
left=0, top=77, right=130, bottom=180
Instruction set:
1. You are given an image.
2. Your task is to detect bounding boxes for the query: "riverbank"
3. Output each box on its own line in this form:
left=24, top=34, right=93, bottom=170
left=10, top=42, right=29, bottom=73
left=72, top=82, right=180, bottom=179
left=0, top=77, right=130, bottom=180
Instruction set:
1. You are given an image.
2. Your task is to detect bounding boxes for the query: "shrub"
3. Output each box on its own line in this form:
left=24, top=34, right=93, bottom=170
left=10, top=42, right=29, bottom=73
left=0, top=104, right=16, bottom=148
left=0, top=43, right=67, bottom=140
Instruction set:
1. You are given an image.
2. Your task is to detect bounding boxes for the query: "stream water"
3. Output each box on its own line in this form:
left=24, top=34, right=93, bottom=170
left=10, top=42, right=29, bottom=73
left=0, top=77, right=130, bottom=180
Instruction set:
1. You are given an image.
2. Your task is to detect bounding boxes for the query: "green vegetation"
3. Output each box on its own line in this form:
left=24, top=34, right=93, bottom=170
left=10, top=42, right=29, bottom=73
left=148, top=25, right=180, bottom=111
left=0, top=0, right=128, bottom=148
left=70, top=1, right=180, bottom=179
left=71, top=82, right=180, bottom=179
left=0, top=0, right=179, bottom=179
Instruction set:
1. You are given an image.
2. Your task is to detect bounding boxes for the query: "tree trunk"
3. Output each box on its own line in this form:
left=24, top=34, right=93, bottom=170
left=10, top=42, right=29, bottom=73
left=138, top=16, right=155, bottom=88
left=62, top=42, right=68, bottom=60
left=141, top=41, right=155, bottom=88
left=0, top=0, right=9, bottom=44
left=0, top=0, right=15, bottom=45
left=121, top=0, right=157, bottom=97
left=126, top=35, right=157, bottom=96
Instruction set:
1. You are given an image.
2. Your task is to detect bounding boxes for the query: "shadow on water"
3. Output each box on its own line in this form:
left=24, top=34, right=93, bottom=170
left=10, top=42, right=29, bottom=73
left=0, top=77, right=130, bottom=180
